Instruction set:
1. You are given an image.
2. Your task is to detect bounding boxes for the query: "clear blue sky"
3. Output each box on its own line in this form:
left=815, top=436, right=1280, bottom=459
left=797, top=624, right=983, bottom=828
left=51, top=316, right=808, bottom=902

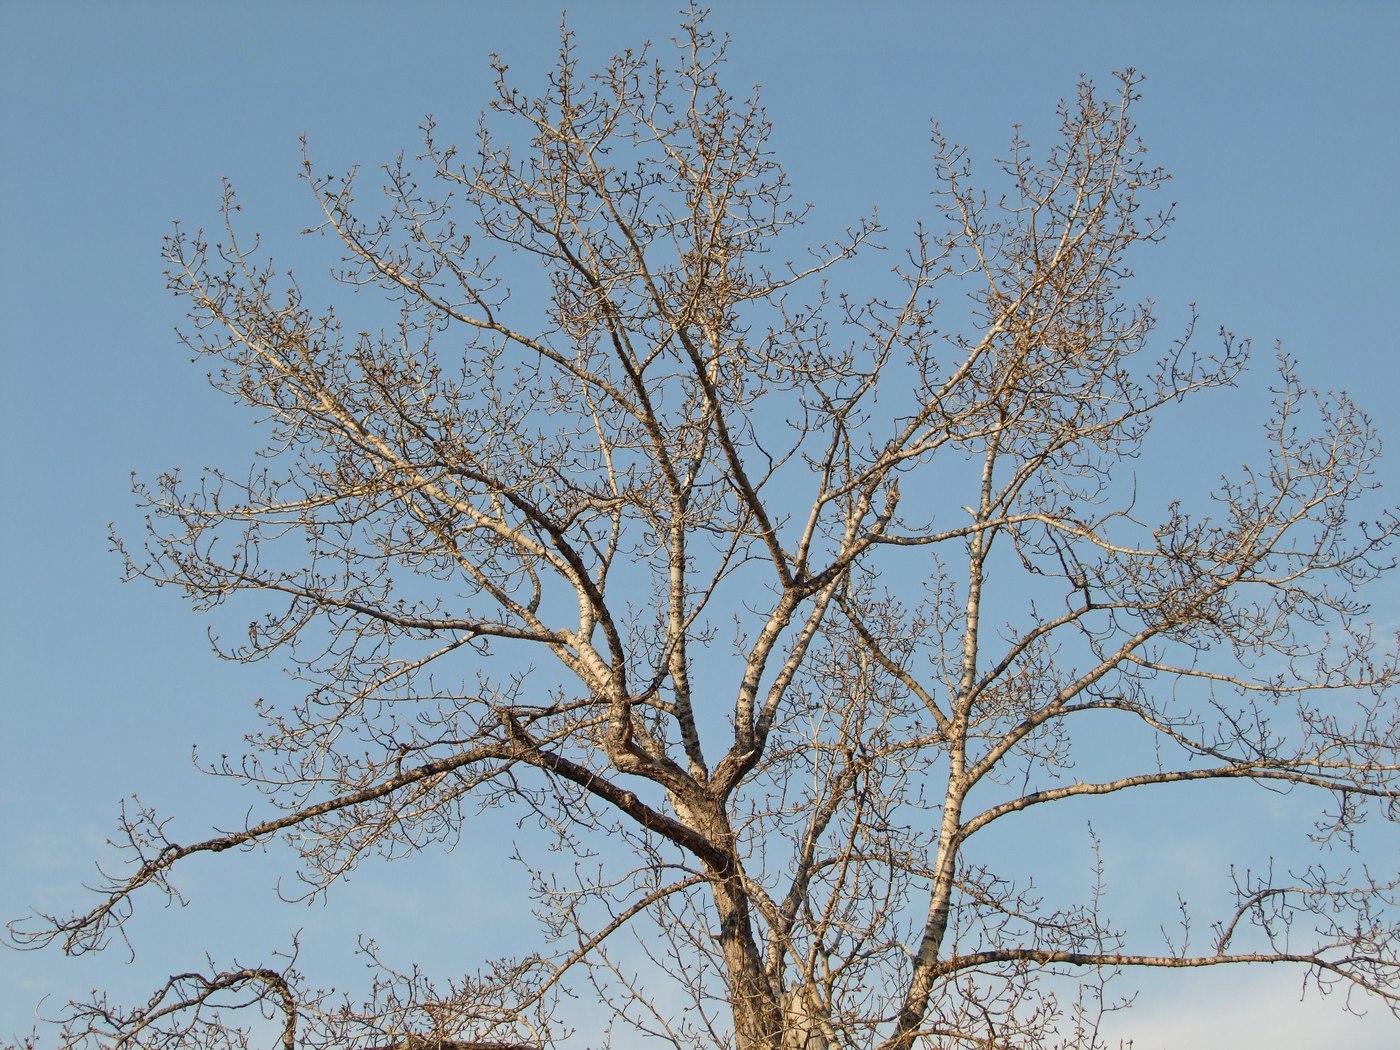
left=2, top=2, right=1398, bottom=1047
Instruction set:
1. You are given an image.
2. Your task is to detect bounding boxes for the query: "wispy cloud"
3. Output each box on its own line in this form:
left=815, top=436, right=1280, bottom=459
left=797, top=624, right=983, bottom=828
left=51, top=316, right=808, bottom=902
left=1100, top=966, right=1397, bottom=1050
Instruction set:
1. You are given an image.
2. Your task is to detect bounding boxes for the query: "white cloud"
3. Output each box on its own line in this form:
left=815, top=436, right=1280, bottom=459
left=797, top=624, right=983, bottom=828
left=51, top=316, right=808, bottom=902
left=1099, top=967, right=1397, bottom=1050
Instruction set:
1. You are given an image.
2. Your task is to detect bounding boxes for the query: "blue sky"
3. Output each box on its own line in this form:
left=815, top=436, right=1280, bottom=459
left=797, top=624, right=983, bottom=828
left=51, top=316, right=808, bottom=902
left=2, top=2, right=1398, bottom=1047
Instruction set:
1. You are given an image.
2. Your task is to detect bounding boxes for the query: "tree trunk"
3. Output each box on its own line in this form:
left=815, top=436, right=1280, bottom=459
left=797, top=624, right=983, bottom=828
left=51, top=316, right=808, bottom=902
left=680, top=790, right=785, bottom=1050
left=883, top=782, right=966, bottom=1050
left=711, top=871, right=784, bottom=1050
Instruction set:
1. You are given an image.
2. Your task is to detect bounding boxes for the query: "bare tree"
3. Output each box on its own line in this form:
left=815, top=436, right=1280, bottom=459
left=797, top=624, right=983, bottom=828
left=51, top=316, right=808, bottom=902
left=12, top=14, right=1400, bottom=1050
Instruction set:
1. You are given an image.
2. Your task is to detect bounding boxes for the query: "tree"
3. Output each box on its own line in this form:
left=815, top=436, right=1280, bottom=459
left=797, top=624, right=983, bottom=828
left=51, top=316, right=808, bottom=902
left=12, top=14, right=1400, bottom=1050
